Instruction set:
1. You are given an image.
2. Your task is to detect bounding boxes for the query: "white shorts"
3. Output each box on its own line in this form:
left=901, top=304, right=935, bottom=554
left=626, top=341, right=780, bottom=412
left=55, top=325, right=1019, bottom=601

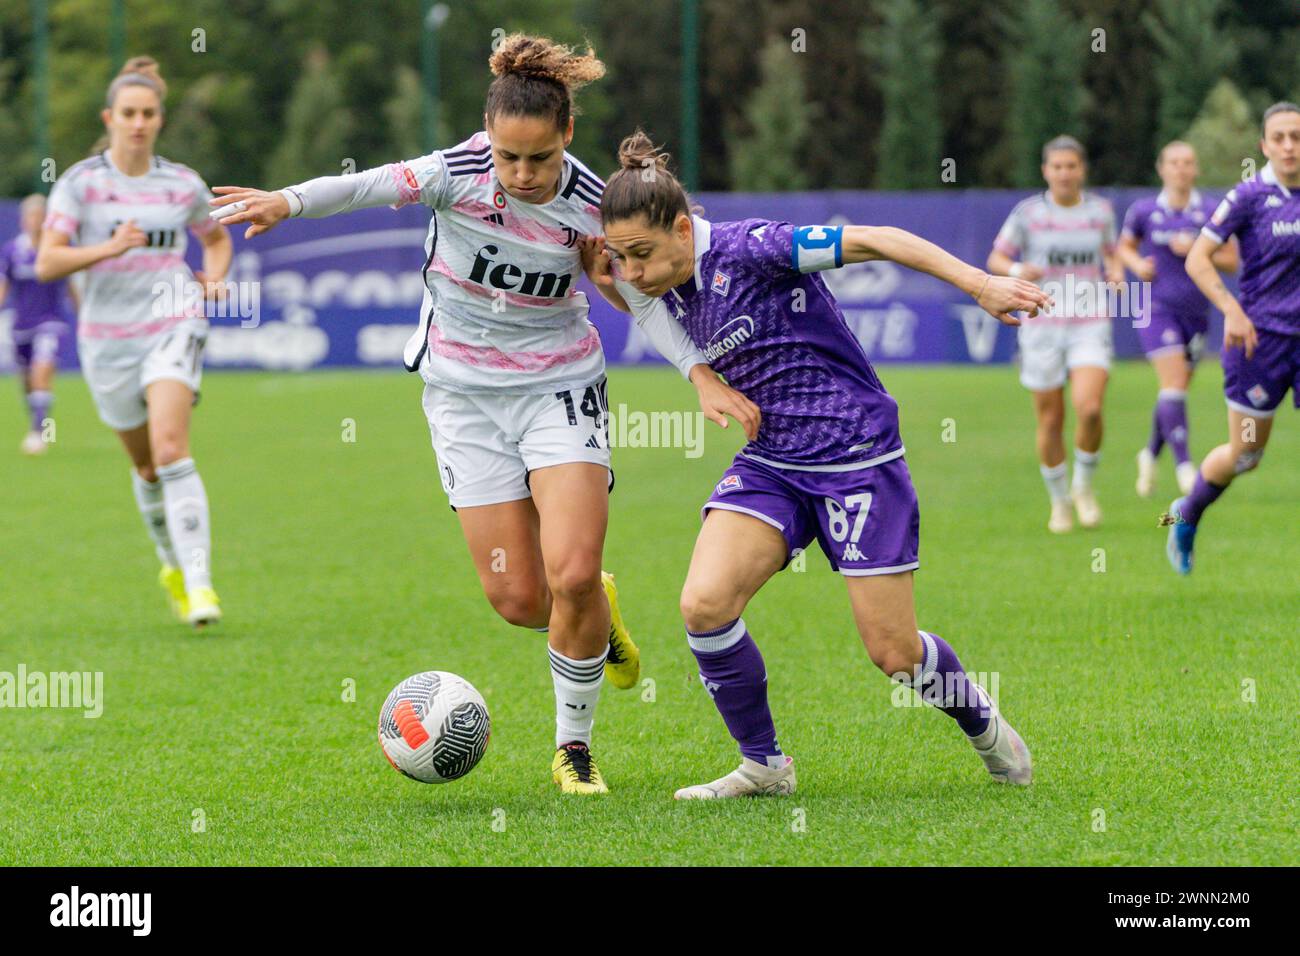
left=422, top=377, right=613, bottom=509
left=80, top=319, right=207, bottom=431
left=1017, top=320, right=1112, bottom=391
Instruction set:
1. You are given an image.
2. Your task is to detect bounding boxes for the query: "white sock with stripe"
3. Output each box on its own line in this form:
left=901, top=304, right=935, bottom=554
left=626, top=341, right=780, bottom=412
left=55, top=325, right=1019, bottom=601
left=548, top=645, right=606, bottom=747
left=131, top=470, right=179, bottom=568
left=157, top=457, right=212, bottom=592
left=1039, top=461, right=1069, bottom=502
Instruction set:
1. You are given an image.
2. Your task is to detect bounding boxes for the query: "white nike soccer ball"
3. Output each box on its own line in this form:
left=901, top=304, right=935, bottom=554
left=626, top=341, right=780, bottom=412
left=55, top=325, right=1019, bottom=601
left=378, top=671, right=491, bottom=784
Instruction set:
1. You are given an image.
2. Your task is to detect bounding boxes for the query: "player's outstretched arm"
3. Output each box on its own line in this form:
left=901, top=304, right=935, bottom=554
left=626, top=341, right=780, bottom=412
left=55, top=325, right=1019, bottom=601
left=209, top=160, right=426, bottom=239
left=1186, top=233, right=1255, bottom=357
left=843, top=225, right=1050, bottom=326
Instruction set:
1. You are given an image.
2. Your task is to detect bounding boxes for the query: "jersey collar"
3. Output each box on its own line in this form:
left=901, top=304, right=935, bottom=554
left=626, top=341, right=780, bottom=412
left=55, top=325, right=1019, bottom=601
left=691, top=215, right=712, bottom=289
left=1259, top=162, right=1293, bottom=198
left=1156, top=188, right=1201, bottom=211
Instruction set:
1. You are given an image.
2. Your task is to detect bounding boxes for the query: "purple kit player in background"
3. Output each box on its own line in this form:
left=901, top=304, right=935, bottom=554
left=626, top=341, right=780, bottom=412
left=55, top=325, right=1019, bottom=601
left=1, top=194, right=76, bottom=455
left=1164, top=103, right=1300, bottom=575
left=595, top=132, right=1047, bottom=798
left=1118, top=141, right=1238, bottom=499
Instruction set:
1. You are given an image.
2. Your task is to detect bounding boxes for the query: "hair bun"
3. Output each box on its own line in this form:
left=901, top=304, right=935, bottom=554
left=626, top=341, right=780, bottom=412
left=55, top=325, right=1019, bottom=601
left=488, top=34, right=604, bottom=90
left=617, top=130, right=670, bottom=173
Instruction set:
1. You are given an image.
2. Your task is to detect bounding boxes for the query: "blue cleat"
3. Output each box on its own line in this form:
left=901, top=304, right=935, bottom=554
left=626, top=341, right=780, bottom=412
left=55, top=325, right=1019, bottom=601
left=1162, top=497, right=1196, bottom=575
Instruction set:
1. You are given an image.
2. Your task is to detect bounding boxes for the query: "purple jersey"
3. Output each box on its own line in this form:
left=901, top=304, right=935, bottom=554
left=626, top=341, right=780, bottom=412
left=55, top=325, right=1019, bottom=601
left=1202, top=163, right=1300, bottom=336
left=0, top=233, right=67, bottom=331
left=1121, top=190, right=1214, bottom=316
left=627, top=217, right=900, bottom=469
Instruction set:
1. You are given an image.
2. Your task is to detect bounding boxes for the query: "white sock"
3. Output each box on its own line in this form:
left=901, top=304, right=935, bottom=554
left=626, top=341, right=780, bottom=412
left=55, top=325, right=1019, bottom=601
left=1072, top=448, right=1100, bottom=492
left=548, top=645, right=606, bottom=748
left=157, top=457, right=212, bottom=592
left=131, top=470, right=179, bottom=567
left=1039, top=462, right=1069, bottom=502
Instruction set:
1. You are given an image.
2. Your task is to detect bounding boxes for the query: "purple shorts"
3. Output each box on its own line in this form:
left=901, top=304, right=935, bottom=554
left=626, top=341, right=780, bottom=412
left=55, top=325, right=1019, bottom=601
left=702, top=452, right=920, bottom=576
left=1222, top=328, right=1300, bottom=417
left=12, top=319, right=68, bottom=369
left=1137, top=303, right=1208, bottom=361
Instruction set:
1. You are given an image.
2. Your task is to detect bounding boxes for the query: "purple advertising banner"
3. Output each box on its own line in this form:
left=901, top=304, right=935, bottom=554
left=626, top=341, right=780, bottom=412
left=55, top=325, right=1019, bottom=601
left=0, top=188, right=1229, bottom=374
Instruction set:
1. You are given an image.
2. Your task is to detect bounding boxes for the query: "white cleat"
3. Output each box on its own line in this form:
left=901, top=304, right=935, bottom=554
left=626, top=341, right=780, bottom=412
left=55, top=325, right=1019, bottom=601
left=969, top=691, right=1032, bottom=786
left=1175, top=461, right=1198, bottom=497
left=1048, top=499, right=1073, bottom=534
left=20, top=431, right=46, bottom=455
left=1135, top=448, right=1157, bottom=498
left=674, top=756, right=796, bottom=800
left=1072, top=488, right=1102, bottom=528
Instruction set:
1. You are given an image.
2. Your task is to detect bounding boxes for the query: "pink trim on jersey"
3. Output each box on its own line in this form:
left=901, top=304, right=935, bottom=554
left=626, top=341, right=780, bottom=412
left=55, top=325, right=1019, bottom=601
left=89, top=253, right=185, bottom=273
left=427, top=253, right=577, bottom=308
left=390, top=163, right=422, bottom=209
left=426, top=323, right=601, bottom=373
left=993, top=237, right=1019, bottom=256
left=1025, top=218, right=1112, bottom=232
left=82, top=185, right=197, bottom=206
left=450, top=199, right=582, bottom=247
left=473, top=171, right=493, bottom=186
left=44, top=211, right=79, bottom=235
left=79, top=312, right=193, bottom=340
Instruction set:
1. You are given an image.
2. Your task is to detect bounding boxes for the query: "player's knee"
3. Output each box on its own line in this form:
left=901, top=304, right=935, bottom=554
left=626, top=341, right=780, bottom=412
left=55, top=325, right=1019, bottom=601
left=150, top=432, right=188, bottom=467
left=546, top=562, right=602, bottom=609
left=679, top=584, right=739, bottom=633
left=1073, top=399, right=1103, bottom=427
left=1233, top=448, right=1264, bottom=474
left=484, top=583, right=548, bottom=628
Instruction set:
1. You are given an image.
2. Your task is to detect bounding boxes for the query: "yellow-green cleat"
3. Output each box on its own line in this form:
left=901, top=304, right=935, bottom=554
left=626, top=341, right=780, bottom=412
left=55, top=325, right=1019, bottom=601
left=186, top=586, right=222, bottom=628
left=158, top=566, right=189, bottom=621
left=601, top=571, right=640, bottom=689
left=552, top=742, right=608, bottom=794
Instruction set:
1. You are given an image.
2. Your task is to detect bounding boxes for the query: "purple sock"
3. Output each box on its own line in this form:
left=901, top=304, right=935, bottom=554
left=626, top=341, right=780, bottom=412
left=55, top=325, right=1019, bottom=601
left=687, top=619, right=782, bottom=765
left=27, top=390, right=52, bottom=433
left=1156, top=390, right=1190, bottom=465
left=1146, top=401, right=1165, bottom=457
left=901, top=632, right=992, bottom=737
left=1180, top=471, right=1226, bottom=525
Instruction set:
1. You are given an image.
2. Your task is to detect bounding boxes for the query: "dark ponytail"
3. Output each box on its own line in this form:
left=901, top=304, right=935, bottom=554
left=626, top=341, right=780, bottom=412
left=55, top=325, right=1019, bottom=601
left=601, top=130, right=692, bottom=231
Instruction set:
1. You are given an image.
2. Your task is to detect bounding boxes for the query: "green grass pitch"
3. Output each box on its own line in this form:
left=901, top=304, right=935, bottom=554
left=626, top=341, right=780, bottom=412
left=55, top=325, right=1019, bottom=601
left=1, top=361, right=1295, bottom=866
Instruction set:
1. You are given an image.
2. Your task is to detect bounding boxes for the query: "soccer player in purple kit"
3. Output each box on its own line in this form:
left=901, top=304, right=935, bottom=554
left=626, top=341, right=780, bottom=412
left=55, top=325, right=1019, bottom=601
left=1118, top=142, right=1238, bottom=499
left=596, top=133, right=1047, bottom=797
left=1163, top=103, right=1300, bottom=575
left=1, top=195, right=75, bottom=455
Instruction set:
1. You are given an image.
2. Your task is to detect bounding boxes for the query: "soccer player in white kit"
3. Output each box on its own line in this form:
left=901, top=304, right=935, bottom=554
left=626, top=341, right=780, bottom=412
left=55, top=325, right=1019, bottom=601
left=988, top=136, right=1122, bottom=533
left=210, top=35, right=757, bottom=793
left=35, top=57, right=232, bottom=626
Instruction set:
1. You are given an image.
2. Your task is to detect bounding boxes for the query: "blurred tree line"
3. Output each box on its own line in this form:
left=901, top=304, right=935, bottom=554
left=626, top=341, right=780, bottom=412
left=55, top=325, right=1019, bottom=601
left=0, top=0, right=1297, bottom=198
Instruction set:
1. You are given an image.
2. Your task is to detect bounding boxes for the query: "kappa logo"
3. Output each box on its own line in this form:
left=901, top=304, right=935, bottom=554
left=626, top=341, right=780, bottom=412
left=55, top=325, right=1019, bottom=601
left=711, top=270, right=731, bottom=296
left=715, top=474, right=743, bottom=495
left=1266, top=195, right=1284, bottom=208
left=1246, top=384, right=1269, bottom=407
left=699, top=676, right=721, bottom=699
left=841, top=543, right=868, bottom=562
left=1162, top=328, right=1179, bottom=344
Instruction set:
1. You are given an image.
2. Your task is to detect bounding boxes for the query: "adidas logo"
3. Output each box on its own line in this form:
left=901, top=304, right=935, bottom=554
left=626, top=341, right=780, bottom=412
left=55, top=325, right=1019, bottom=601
left=482, top=212, right=504, bottom=225
left=585, top=435, right=601, bottom=449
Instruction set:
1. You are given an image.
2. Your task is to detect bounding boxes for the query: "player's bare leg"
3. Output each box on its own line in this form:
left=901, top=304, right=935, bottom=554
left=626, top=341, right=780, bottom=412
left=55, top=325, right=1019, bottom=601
left=674, top=509, right=794, bottom=799
left=1068, top=364, right=1107, bottom=528
left=530, top=462, right=613, bottom=793
left=845, top=571, right=1031, bottom=785
left=1032, top=387, right=1071, bottom=532
left=1163, top=409, right=1273, bottom=574
left=1138, top=350, right=1196, bottom=497
left=145, top=378, right=218, bottom=626
left=20, top=358, right=56, bottom=455
left=455, top=498, right=551, bottom=629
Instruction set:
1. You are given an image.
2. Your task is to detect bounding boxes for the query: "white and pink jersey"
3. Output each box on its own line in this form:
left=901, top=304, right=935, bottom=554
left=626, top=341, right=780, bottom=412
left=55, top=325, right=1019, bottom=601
left=284, top=131, right=607, bottom=393
left=45, top=151, right=216, bottom=365
left=395, top=132, right=607, bottom=393
left=993, top=191, right=1117, bottom=323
